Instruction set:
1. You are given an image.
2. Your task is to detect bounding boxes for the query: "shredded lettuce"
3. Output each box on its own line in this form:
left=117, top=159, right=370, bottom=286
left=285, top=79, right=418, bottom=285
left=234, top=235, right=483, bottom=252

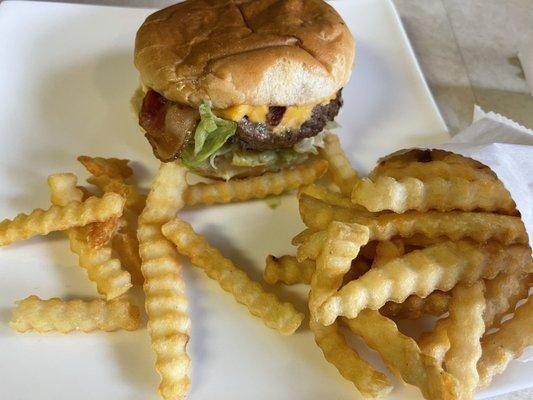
left=182, top=100, right=237, bottom=168
left=293, top=130, right=327, bottom=154
left=232, top=149, right=278, bottom=167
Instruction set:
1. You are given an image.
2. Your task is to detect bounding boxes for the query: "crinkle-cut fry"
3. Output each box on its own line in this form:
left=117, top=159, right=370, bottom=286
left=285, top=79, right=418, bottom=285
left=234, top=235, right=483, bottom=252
left=299, top=184, right=353, bottom=208
left=343, top=311, right=458, bottom=400
left=375, top=150, right=490, bottom=173
left=10, top=295, right=140, bottom=333
left=88, top=175, right=146, bottom=215
left=262, top=257, right=370, bottom=287
left=310, top=222, right=370, bottom=311
left=371, top=158, right=496, bottom=181
left=85, top=215, right=123, bottom=248
left=48, top=174, right=132, bottom=300
left=319, top=133, right=359, bottom=196
left=364, top=212, right=528, bottom=245
left=68, top=230, right=133, bottom=299
left=138, top=161, right=191, bottom=400
left=296, top=230, right=327, bottom=262
left=77, top=155, right=133, bottom=179
left=317, top=240, right=531, bottom=324
left=298, top=206, right=528, bottom=260
left=483, top=272, right=532, bottom=328
left=380, top=291, right=450, bottom=320
left=310, top=319, right=392, bottom=398
left=299, top=194, right=374, bottom=231
left=183, top=158, right=328, bottom=206
left=419, top=319, right=450, bottom=364
left=263, top=255, right=315, bottom=285
left=310, top=222, right=391, bottom=395
left=300, top=193, right=526, bottom=245
left=291, top=228, right=316, bottom=246
left=444, top=282, right=485, bottom=400
left=400, top=234, right=448, bottom=249
left=162, top=219, right=304, bottom=335
left=419, top=272, right=533, bottom=363
left=0, top=191, right=125, bottom=247
left=477, top=296, right=533, bottom=388
left=351, top=176, right=517, bottom=215
left=112, top=232, right=143, bottom=285
left=372, top=240, right=405, bottom=268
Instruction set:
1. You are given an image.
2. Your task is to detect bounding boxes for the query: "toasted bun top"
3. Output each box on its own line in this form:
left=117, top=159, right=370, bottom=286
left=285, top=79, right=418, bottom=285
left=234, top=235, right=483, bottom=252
left=134, top=0, right=355, bottom=108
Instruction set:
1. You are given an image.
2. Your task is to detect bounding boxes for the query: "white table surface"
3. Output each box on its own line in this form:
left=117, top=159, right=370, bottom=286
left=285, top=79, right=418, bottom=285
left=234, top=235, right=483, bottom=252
left=3, top=1, right=533, bottom=399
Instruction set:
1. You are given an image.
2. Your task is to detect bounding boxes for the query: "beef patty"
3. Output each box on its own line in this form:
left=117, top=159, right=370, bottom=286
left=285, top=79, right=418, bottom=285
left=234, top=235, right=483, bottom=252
left=139, top=90, right=342, bottom=161
left=233, top=91, right=342, bottom=150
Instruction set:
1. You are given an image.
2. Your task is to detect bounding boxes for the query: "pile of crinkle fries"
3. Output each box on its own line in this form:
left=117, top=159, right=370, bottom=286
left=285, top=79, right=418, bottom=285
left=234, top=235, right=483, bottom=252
left=1, top=133, right=531, bottom=400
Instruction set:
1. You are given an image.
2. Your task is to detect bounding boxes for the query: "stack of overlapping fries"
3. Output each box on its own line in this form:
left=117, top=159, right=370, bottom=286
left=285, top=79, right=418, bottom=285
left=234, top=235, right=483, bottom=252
left=1, top=134, right=531, bottom=400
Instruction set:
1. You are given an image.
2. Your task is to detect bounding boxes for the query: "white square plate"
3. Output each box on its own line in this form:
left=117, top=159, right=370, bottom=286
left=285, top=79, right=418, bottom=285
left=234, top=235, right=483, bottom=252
left=0, top=1, right=530, bottom=399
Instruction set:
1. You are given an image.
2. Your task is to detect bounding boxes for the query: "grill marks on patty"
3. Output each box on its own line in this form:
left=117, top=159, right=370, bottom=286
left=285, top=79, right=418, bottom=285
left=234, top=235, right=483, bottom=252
left=139, top=90, right=342, bottom=161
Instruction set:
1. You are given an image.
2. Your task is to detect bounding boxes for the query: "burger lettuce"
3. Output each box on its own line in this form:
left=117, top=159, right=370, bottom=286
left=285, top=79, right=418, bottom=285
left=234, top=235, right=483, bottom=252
left=182, top=100, right=237, bottom=168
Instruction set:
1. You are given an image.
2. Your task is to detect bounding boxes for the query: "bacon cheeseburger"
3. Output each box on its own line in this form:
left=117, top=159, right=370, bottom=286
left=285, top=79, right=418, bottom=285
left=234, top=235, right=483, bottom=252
left=133, top=0, right=355, bottom=179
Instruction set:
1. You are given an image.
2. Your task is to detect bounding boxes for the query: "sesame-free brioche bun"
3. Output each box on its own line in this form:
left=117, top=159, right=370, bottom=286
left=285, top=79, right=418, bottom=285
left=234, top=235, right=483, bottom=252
left=134, top=0, right=355, bottom=109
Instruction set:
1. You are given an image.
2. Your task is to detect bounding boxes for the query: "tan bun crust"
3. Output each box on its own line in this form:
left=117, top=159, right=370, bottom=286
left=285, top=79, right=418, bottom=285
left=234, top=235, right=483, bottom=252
left=134, top=0, right=355, bottom=108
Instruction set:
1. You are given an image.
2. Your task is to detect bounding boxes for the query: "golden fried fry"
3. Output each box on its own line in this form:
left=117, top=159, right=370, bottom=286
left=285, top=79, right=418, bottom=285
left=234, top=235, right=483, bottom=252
left=374, top=150, right=491, bottom=176
left=483, top=272, right=532, bottom=327
left=351, top=176, right=516, bottom=214
left=372, top=240, right=405, bottom=268
left=419, top=318, right=450, bottom=364
left=319, top=133, right=359, bottom=196
left=10, top=295, right=140, bottom=333
left=48, top=174, right=132, bottom=300
left=477, top=296, right=533, bottom=388
left=78, top=155, right=133, bottom=179
left=372, top=156, right=496, bottom=181
left=0, top=191, right=125, bottom=247
left=418, top=272, right=532, bottom=363
left=343, top=311, right=458, bottom=400
left=300, top=195, right=526, bottom=245
left=310, top=222, right=391, bottom=396
left=85, top=215, right=123, bottom=248
left=310, top=222, right=369, bottom=311
left=82, top=160, right=146, bottom=285
left=138, top=161, right=191, bottom=400
left=317, top=241, right=530, bottom=324
left=263, top=255, right=315, bottom=285
left=310, top=320, right=392, bottom=398
left=162, top=218, right=304, bottom=335
left=296, top=230, right=327, bottom=262
left=380, top=291, right=450, bottom=320
left=299, top=184, right=353, bottom=208
left=184, top=158, right=328, bottom=206
left=299, top=194, right=373, bottom=231
left=112, top=232, right=143, bottom=285
left=68, top=230, right=133, bottom=299
left=88, top=175, right=146, bottom=215
left=291, top=228, right=316, bottom=246
left=444, top=282, right=485, bottom=400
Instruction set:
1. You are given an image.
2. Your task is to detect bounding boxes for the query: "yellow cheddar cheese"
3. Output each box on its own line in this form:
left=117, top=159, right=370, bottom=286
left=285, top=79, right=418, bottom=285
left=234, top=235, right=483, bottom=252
left=215, top=94, right=336, bottom=134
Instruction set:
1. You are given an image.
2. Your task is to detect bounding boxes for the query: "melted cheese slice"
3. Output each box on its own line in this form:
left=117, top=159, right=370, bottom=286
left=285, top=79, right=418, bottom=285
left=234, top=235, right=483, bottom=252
left=215, top=95, right=335, bottom=133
